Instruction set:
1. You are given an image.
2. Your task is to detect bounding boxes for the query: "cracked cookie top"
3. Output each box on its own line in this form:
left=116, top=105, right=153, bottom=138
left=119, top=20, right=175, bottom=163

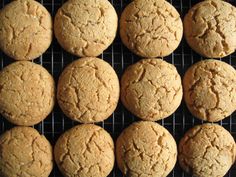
left=120, top=0, right=183, bottom=58
left=178, top=123, right=236, bottom=177
left=121, top=59, right=182, bottom=121
left=0, top=61, right=55, bottom=126
left=54, top=0, right=118, bottom=57
left=183, top=59, right=236, bottom=122
left=0, top=126, right=53, bottom=177
left=0, top=0, right=53, bottom=60
left=54, top=124, right=114, bottom=177
left=116, top=121, right=177, bottom=177
left=184, top=0, right=236, bottom=58
left=57, top=57, right=119, bottom=123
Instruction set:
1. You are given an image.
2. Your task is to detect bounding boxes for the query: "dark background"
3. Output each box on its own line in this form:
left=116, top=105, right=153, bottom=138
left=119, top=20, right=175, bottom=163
left=0, top=0, right=236, bottom=176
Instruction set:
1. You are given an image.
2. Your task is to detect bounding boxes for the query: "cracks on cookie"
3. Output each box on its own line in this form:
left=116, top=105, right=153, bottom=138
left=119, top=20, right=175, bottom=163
left=119, top=123, right=175, bottom=177
left=123, top=0, right=182, bottom=56
left=179, top=124, right=235, bottom=176
left=215, top=15, right=230, bottom=54
left=0, top=63, right=54, bottom=124
left=57, top=1, right=116, bottom=56
left=58, top=60, right=118, bottom=122
left=0, top=128, right=52, bottom=176
left=0, top=1, right=52, bottom=60
left=60, top=9, right=77, bottom=27
left=186, top=62, right=236, bottom=121
left=25, top=43, right=32, bottom=59
left=58, top=127, right=112, bottom=176
left=187, top=0, right=236, bottom=57
left=122, top=60, right=182, bottom=120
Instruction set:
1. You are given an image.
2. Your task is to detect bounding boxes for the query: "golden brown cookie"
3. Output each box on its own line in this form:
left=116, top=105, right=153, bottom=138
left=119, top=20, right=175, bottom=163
left=57, top=57, right=119, bottom=123
left=120, top=0, right=183, bottom=58
left=54, top=0, right=118, bottom=57
left=0, top=126, right=53, bottom=177
left=179, top=123, right=236, bottom=177
left=0, top=61, right=55, bottom=126
left=184, top=0, right=236, bottom=58
left=0, top=0, right=53, bottom=60
left=54, top=124, right=114, bottom=177
left=116, top=121, right=177, bottom=177
left=183, top=59, right=236, bottom=122
left=121, top=59, right=182, bottom=121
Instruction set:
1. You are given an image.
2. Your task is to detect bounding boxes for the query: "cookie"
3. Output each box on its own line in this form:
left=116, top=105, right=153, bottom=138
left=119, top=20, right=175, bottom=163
left=0, top=126, right=53, bottom=177
left=179, top=123, right=236, bottom=177
left=57, top=57, right=119, bottom=123
left=184, top=0, right=236, bottom=58
left=0, top=61, right=55, bottom=126
left=120, top=0, right=183, bottom=58
left=54, top=0, right=118, bottom=57
left=0, top=0, right=53, bottom=60
left=116, top=121, right=177, bottom=177
left=183, top=59, right=236, bottom=122
left=54, top=124, right=114, bottom=177
left=121, top=59, right=182, bottom=121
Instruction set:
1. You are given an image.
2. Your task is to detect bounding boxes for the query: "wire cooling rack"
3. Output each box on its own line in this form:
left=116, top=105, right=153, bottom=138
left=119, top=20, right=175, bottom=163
left=0, top=0, right=236, bottom=176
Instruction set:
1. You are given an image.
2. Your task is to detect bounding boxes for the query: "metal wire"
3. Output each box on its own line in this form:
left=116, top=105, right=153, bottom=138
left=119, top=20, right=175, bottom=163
left=0, top=0, right=236, bottom=176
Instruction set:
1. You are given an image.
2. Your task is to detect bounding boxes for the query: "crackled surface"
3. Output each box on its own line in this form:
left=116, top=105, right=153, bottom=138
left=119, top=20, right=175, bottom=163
left=121, top=59, right=182, bottom=121
left=0, top=0, right=53, bottom=60
left=179, top=124, right=236, bottom=177
left=0, top=61, right=55, bottom=126
left=0, top=127, right=53, bottom=177
left=54, top=0, right=118, bottom=57
left=120, top=0, right=183, bottom=58
left=183, top=60, right=236, bottom=122
left=54, top=124, right=114, bottom=177
left=184, top=0, right=236, bottom=58
left=116, top=121, right=177, bottom=177
left=57, top=57, right=119, bottom=123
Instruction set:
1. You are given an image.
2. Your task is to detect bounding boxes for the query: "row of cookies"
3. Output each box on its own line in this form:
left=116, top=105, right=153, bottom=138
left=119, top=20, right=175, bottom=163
left=0, top=0, right=118, bottom=61
left=0, top=121, right=235, bottom=177
left=121, top=0, right=236, bottom=59
left=0, top=0, right=235, bottom=62
left=120, top=58, right=236, bottom=123
left=0, top=57, right=235, bottom=127
left=53, top=0, right=236, bottom=59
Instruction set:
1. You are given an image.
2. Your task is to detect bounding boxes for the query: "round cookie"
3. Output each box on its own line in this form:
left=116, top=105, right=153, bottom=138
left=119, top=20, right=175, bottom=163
left=116, top=121, right=177, bottom=177
left=121, top=59, right=182, bottom=121
left=0, top=126, right=53, bottom=177
left=0, top=0, right=53, bottom=60
left=0, top=61, right=55, bottom=126
left=57, top=57, right=119, bottom=123
left=120, top=0, right=183, bottom=58
left=184, top=0, right=236, bottom=58
left=179, top=124, right=236, bottom=177
left=54, top=0, right=118, bottom=57
left=183, top=59, right=236, bottom=122
left=54, top=124, right=114, bottom=177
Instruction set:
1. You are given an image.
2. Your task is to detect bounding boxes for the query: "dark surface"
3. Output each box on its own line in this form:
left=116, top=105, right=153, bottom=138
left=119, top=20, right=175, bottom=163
left=0, top=0, right=236, bottom=176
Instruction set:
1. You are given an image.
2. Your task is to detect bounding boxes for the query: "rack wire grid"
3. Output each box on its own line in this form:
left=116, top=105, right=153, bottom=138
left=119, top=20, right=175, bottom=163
left=0, top=0, right=236, bottom=176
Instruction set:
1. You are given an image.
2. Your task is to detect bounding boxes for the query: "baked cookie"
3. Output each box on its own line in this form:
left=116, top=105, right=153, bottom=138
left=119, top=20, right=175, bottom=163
left=57, top=57, right=119, bottom=123
left=120, top=0, right=183, bottom=58
left=183, top=59, right=236, bottom=122
left=0, top=0, right=53, bottom=60
left=116, top=121, right=177, bottom=177
left=0, top=61, right=55, bottom=126
left=184, top=0, right=236, bottom=58
left=0, top=126, right=53, bottom=177
left=121, top=59, right=182, bottom=121
left=179, top=123, right=236, bottom=177
left=54, top=124, right=114, bottom=177
left=54, top=0, right=118, bottom=57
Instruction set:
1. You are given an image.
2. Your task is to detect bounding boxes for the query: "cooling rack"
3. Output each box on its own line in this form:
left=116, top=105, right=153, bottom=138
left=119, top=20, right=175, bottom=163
left=0, top=0, right=236, bottom=176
